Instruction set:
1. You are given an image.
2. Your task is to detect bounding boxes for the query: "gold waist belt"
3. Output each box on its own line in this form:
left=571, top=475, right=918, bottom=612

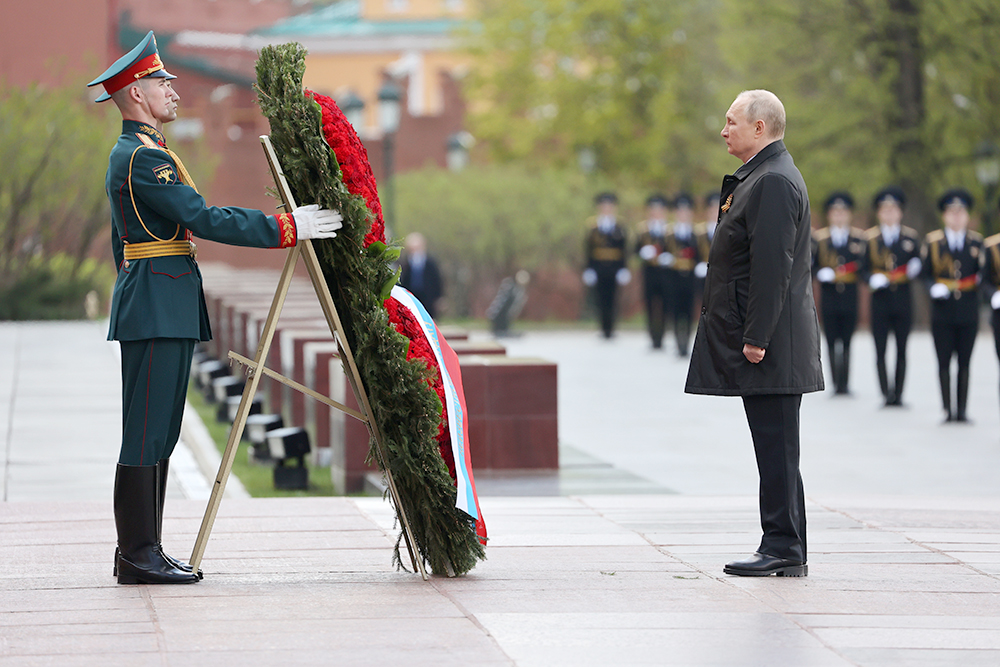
left=591, top=248, right=623, bottom=261
left=123, top=240, right=196, bottom=260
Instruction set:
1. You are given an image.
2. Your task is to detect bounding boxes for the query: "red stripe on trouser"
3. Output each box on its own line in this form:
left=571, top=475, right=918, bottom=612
left=140, top=340, right=154, bottom=465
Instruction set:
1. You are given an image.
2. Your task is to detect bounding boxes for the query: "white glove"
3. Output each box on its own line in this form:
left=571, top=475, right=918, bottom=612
left=694, top=262, right=708, bottom=279
left=906, top=256, right=922, bottom=279
left=869, top=273, right=889, bottom=290
left=816, top=267, right=836, bottom=283
left=582, top=268, right=598, bottom=287
left=657, top=252, right=675, bottom=267
left=992, top=290, right=1000, bottom=310
left=615, top=268, right=632, bottom=285
left=639, top=244, right=657, bottom=261
left=929, top=282, right=950, bottom=300
left=293, top=204, right=343, bottom=241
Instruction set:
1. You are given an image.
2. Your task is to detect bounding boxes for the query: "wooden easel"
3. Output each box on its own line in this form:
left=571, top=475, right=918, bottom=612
left=188, top=135, right=428, bottom=581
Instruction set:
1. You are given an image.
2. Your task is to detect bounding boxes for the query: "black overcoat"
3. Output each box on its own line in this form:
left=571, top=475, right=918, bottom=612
left=685, top=140, right=824, bottom=396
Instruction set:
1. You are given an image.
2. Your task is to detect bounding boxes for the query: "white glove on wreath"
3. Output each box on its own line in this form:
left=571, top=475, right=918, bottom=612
left=293, top=204, right=343, bottom=240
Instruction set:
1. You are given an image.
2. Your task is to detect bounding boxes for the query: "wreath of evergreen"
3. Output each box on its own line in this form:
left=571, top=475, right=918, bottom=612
left=255, top=43, right=485, bottom=576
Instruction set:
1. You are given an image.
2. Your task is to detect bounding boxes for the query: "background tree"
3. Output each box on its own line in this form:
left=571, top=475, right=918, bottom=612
left=713, top=0, right=1000, bottom=231
left=465, top=0, right=731, bottom=193
left=0, top=82, right=118, bottom=319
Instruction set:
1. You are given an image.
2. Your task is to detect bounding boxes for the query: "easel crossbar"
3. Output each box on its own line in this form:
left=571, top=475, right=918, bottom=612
left=227, top=350, right=367, bottom=423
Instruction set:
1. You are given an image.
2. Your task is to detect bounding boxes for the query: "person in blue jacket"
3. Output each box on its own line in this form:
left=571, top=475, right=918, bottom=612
left=88, top=32, right=342, bottom=584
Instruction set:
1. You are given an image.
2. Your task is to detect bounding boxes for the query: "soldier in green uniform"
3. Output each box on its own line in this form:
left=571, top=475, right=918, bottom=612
left=981, top=201, right=1000, bottom=424
left=864, top=186, right=922, bottom=407
left=635, top=194, right=671, bottom=349
left=582, top=192, right=630, bottom=338
left=812, top=192, right=865, bottom=395
left=922, top=189, right=984, bottom=423
left=88, top=32, right=342, bottom=584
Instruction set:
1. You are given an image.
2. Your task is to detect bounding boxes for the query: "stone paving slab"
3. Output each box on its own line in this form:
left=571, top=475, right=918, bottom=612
left=2, top=496, right=1000, bottom=665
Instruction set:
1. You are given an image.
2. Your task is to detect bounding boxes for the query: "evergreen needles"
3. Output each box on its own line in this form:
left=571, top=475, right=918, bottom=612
left=254, top=43, right=485, bottom=576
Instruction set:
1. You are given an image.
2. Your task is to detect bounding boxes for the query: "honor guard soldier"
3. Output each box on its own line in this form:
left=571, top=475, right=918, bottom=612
left=694, top=192, right=720, bottom=281
left=663, top=193, right=699, bottom=356
left=864, top=186, right=922, bottom=407
left=582, top=192, right=630, bottom=338
left=635, top=194, right=672, bottom=349
left=812, top=192, right=865, bottom=394
left=922, top=189, right=983, bottom=423
left=88, top=32, right=342, bottom=584
left=982, top=204, right=1000, bottom=422
left=693, top=192, right=720, bottom=311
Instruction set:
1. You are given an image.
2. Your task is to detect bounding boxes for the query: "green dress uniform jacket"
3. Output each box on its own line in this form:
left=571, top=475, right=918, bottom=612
left=106, top=120, right=295, bottom=342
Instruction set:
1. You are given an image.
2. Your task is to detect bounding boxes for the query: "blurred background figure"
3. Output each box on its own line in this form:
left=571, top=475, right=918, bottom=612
left=635, top=194, right=671, bottom=349
left=922, top=189, right=983, bottom=423
left=812, top=192, right=865, bottom=395
left=864, top=186, right=922, bottom=408
left=664, top=193, right=698, bottom=356
left=487, top=269, right=530, bottom=337
left=399, top=232, right=444, bottom=319
left=984, top=199, right=1000, bottom=425
left=582, top=192, right=630, bottom=339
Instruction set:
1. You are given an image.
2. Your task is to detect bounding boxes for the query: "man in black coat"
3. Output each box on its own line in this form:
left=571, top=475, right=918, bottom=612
left=686, top=90, right=824, bottom=577
left=399, top=232, right=444, bottom=319
left=922, top=189, right=984, bottom=423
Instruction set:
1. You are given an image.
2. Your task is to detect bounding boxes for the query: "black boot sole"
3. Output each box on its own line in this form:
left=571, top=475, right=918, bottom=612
left=723, top=563, right=808, bottom=577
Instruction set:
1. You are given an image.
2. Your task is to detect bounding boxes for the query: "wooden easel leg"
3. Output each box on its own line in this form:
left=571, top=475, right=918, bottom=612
left=189, top=244, right=300, bottom=571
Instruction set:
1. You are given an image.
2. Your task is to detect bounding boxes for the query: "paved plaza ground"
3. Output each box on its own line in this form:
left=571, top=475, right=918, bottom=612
left=2, top=319, right=1000, bottom=665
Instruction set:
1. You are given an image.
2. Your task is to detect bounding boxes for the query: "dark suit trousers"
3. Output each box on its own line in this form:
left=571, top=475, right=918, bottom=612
left=120, top=338, right=196, bottom=466
left=594, top=277, right=618, bottom=338
left=742, top=394, right=807, bottom=562
left=932, top=320, right=977, bottom=417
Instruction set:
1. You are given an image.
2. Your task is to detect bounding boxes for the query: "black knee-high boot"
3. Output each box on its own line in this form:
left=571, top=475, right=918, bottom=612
left=114, top=464, right=198, bottom=585
left=157, top=459, right=203, bottom=579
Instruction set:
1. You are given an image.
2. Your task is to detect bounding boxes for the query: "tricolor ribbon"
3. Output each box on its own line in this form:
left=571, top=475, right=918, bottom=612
left=390, top=286, right=487, bottom=544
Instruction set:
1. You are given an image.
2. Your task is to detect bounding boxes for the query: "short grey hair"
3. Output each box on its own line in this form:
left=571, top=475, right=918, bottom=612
left=736, top=89, right=785, bottom=139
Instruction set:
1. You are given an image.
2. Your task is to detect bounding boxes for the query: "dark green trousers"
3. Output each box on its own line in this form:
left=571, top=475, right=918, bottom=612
left=119, top=338, right=196, bottom=466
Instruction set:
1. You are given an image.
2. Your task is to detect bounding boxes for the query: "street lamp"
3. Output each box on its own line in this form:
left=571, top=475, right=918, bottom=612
left=446, top=131, right=475, bottom=171
left=339, top=90, right=365, bottom=131
left=974, top=140, right=1000, bottom=235
left=377, top=80, right=402, bottom=230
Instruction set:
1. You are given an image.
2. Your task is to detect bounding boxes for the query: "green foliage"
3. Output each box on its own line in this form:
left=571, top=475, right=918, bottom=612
left=0, top=82, right=117, bottom=302
left=255, top=43, right=485, bottom=576
left=0, top=253, right=114, bottom=321
left=465, top=0, right=732, bottom=193
left=469, top=0, right=1000, bottom=232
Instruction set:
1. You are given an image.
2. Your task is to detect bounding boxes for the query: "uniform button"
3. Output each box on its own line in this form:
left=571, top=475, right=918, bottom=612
left=701, top=307, right=707, bottom=315
left=124, top=260, right=130, bottom=269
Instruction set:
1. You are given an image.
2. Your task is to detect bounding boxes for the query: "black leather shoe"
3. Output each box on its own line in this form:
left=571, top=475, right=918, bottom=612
left=724, top=552, right=807, bottom=577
